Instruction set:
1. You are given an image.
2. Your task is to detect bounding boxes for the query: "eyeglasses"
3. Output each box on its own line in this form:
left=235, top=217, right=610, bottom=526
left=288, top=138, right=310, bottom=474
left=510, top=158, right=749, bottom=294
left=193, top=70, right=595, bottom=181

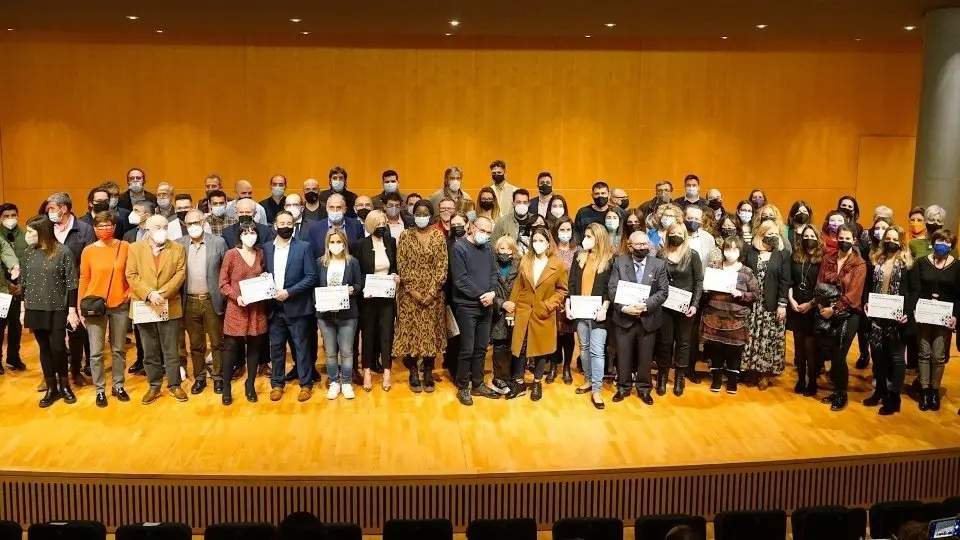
left=128, top=176, right=143, bottom=181
left=185, top=220, right=204, bottom=227
left=94, top=224, right=115, bottom=230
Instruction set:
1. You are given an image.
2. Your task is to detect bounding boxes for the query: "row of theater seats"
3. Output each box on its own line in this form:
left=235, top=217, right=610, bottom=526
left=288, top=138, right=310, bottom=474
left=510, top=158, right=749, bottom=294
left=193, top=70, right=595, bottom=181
left=1, top=498, right=958, bottom=540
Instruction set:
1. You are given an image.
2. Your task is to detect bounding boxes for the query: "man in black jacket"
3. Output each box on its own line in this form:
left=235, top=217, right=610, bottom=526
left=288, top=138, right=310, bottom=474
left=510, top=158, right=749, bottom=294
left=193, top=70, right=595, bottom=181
left=117, top=168, right=157, bottom=212
left=222, top=198, right=276, bottom=249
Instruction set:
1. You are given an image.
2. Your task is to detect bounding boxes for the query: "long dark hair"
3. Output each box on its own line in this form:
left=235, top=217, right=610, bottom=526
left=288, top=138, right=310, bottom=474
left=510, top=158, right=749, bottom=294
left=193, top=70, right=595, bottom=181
left=550, top=215, right=576, bottom=247
left=26, top=215, right=59, bottom=260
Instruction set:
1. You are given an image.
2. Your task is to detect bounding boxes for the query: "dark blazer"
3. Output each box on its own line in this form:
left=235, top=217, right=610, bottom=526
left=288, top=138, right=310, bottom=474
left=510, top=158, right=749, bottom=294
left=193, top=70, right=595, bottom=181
left=260, top=196, right=284, bottom=224
left=315, top=256, right=364, bottom=320
left=176, top=233, right=228, bottom=315
left=568, top=251, right=613, bottom=328
left=491, top=258, right=520, bottom=341
left=318, top=188, right=359, bottom=218
left=354, top=234, right=398, bottom=276
left=307, top=217, right=365, bottom=258
left=529, top=196, right=553, bottom=218
left=117, top=190, right=157, bottom=212
left=262, top=237, right=317, bottom=319
left=60, top=216, right=96, bottom=269
left=659, top=250, right=705, bottom=306
left=608, top=253, right=669, bottom=332
left=222, top=222, right=276, bottom=250
left=80, top=208, right=132, bottom=239
left=123, top=227, right=146, bottom=244
left=743, top=246, right=792, bottom=312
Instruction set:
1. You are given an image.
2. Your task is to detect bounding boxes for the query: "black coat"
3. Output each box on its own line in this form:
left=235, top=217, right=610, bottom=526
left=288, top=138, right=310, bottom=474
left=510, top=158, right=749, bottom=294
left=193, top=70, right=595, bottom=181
left=567, top=252, right=613, bottom=329
left=117, top=190, right=157, bottom=212
left=354, top=234, right=398, bottom=276
left=743, top=246, right=791, bottom=312
left=491, top=259, right=520, bottom=341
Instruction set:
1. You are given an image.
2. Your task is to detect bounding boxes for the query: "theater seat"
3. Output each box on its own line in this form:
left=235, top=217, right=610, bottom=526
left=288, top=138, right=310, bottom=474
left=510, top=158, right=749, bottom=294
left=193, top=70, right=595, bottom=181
left=552, top=517, right=624, bottom=540
left=28, top=521, right=107, bottom=540
left=277, top=512, right=323, bottom=540
left=204, top=522, right=276, bottom=540
left=466, top=518, right=538, bottom=540
left=321, top=523, right=362, bottom=540
left=383, top=518, right=453, bottom=540
left=0, top=521, right=22, bottom=540
left=634, top=514, right=707, bottom=540
left=869, top=500, right=925, bottom=539
left=944, top=496, right=960, bottom=517
left=791, top=506, right=866, bottom=540
left=714, top=510, right=787, bottom=540
left=116, top=523, right=193, bottom=540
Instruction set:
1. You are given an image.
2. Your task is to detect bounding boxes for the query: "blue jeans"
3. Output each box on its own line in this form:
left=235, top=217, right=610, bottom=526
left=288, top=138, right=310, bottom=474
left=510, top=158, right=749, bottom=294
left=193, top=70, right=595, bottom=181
left=318, top=317, right=358, bottom=385
left=576, top=320, right=607, bottom=393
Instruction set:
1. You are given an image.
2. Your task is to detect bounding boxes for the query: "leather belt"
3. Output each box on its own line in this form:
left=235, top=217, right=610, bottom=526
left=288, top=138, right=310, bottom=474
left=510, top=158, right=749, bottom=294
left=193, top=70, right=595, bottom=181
left=187, top=293, right=211, bottom=300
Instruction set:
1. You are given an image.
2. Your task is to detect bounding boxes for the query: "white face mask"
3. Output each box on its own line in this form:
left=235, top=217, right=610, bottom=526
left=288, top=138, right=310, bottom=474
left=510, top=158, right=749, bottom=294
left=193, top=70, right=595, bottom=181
left=128, top=212, right=141, bottom=226
left=686, top=186, right=699, bottom=198
left=329, top=243, right=345, bottom=255
left=330, top=180, right=345, bottom=193
left=109, top=197, right=119, bottom=209
left=550, top=206, right=565, bottom=218
left=605, top=219, right=620, bottom=232
left=723, top=250, right=740, bottom=262
left=25, top=231, right=38, bottom=246
left=151, top=229, right=167, bottom=245
left=661, top=216, right=675, bottom=229
left=2, top=218, right=17, bottom=230
left=532, top=241, right=548, bottom=255
left=558, top=231, right=572, bottom=243
left=383, top=182, right=399, bottom=193
left=286, top=206, right=302, bottom=220
left=581, top=236, right=596, bottom=251
left=187, top=225, right=204, bottom=238
left=447, top=180, right=461, bottom=192
left=129, top=181, right=143, bottom=193
left=514, top=203, right=529, bottom=217
left=240, top=234, right=257, bottom=247
left=47, top=211, right=62, bottom=224
left=156, top=198, right=170, bottom=208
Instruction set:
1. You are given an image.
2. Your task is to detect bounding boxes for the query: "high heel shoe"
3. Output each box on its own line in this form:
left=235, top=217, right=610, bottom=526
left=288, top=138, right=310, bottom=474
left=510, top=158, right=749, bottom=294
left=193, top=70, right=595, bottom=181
left=382, top=369, right=392, bottom=392
left=362, top=369, right=373, bottom=392
left=863, top=389, right=885, bottom=407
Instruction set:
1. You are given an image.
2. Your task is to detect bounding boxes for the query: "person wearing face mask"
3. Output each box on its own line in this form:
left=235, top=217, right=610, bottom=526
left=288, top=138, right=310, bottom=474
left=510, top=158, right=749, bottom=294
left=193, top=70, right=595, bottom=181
left=683, top=206, right=719, bottom=266
left=907, top=206, right=927, bottom=242
left=748, top=189, right=767, bottom=211
left=786, top=201, right=813, bottom=252
left=604, top=208, right=624, bottom=252
left=154, top=182, right=176, bottom=220
left=434, top=198, right=458, bottom=237
left=788, top=224, right=824, bottom=396
left=381, top=192, right=412, bottom=241
left=441, top=212, right=470, bottom=377
left=318, top=166, right=359, bottom=219
left=281, top=194, right=310, bottom=240
left=475, top=187, right=501, bottom=223
left=836, top=196, right=863, bottom=240
left=621, top=209, right=646, bottom=248
left=650, top=203, right=682, bottom=250
left=609, top=231, right=669, bottom=404
left=166, top=194, right=195, bottom=243
left=81, top=186, right=131, bottom=239
left=372, top=170, right=405, bottom=212
left=548, top=217, right=577, bottom=385
left=575, top=181, right=624, bottom=239
left=197, top=174, right=226, bottom=214
left=458, top=199, right=478, bottom=225
left=706, top=188, right=725, bottom=223
left=0, top=204, right=27, bottom=372
left=856, top=216, right=893, bottom=371
left=821, top=210, right=848, bottom=256
left=175, top=209, right=227, bottom=397
left=429, top=166, right=472, bottom=213
left=814, top=224, right=866, bottom=411
left=301, top=178, right=325, bottom=223
left=223, top=198, right=276, bottom=250
left=489, top=236, right=523, bottom=395
left=735, top=200, right=755, bottom=245
left=117, top=168, right=157, bottom=212
left=654, top=222, right=703, bottom=397
left=356, top=210, right=400, bottom=393
left=504, top=227, right=569, bottom=402
left=354, top=195, right=375, bottom=227
left=121, top=200, right=156, bottom=375
left=404, top=193, right=423, bottom=219
left=216, top=221, right=268, bottom=405
left=225, top=180, right=269, bottom=225
left=751, top=204, right=792, bottom=254
left=674, top=174, right=706, bottom=210
left=125, top=215, right=188, bottom=405
left=20, top=215, right=80, bottom=407
left=740, top=221, right=791, bottom=391
left=487, top=160, right=517, bottom=212
left=393, top=201, right=449, bottom=393
left=910, top=205, right=953, bottom=259
left=529, top=172, right=555, bottom=218
left=861, top=226, right=917, bottom=415
left=716, top=215, right=740, bottom=246
left=203, top=191, right=238, bottom=237
left=607, top=188, right=629, bottom=212
left=858, top=206, right=894, bottom=258
left=640, top=180, right=674, bottom=217
left=701, top=236, right=760, bottom=395
left=78, top=211, right=132, bottom=407
left=258, top=174, right=288, bottom=225
left=912, top=229, right=960, bottom=413
left=492, top=189, right=534, bottom=248
left=545, top=194, right=571, bottom=231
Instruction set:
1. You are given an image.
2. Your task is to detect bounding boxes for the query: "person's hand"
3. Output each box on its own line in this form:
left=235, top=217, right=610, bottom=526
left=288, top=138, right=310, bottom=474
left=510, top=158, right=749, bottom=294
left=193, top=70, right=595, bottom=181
left=789, top=298, right=800, bottom=312
left=67, top=311, right=80, bottom=330
left=348, top=286, right=355, bottom=296
left=948, top=316, right=957, bottom=330
left=820, top=306, right=834, bottom=319
left=149, top=291, right=165, bottom=306
left=410, top=290, right=424, bottom=305
left=237, top=295, right=247, bottom=307
left=502, top=301, right=516, bottom=314
left=685, top=306, right=697, bottom=318
left=260, top=272, right=270, bottom=278
left=479, top=292, right=495, bottom=307
left=391, top=274, right=401, bottom=285
left=638, top=302, right=647, bottom=313
left=798, top=302, right=812, bottom=314
left=777, top=306, right=787, bottom=322
left=897, top=315, right=909, bottom=324
left=78, top=314, right=86, bottom=327
left=730, top=288, right=743, bottom=298
left=10, top=265, right=19, bottom=281
left=275, top=289, right=289, bottom=301
left=623, top=305, right=643, bottom=317
left=595, top=308, right=607, bottom=322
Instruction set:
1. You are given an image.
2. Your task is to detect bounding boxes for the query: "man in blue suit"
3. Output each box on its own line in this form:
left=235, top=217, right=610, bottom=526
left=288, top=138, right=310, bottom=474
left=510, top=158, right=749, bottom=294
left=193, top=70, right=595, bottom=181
left=307, top=193, right=364, bottom=257
left=222, top=198, right=275, bottom=249
left=263, top=210, right=318, bottom=402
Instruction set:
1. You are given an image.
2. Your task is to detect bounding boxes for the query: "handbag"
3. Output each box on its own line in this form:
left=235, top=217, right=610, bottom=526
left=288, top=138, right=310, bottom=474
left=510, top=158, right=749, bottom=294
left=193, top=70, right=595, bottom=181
left=79, top=242, right=122, bottom=318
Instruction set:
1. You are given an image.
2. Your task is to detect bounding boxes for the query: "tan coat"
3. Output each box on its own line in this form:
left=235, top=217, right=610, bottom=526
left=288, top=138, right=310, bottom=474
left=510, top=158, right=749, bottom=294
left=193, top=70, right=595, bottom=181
left=510, top=254, right=569, bottom=358
left=124, top=239, right=186, bottom=320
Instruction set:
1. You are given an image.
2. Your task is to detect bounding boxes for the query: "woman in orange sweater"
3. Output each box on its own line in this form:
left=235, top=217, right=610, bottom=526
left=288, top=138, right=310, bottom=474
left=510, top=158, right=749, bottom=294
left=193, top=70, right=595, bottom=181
left=78, top=211, right=131, bottom=408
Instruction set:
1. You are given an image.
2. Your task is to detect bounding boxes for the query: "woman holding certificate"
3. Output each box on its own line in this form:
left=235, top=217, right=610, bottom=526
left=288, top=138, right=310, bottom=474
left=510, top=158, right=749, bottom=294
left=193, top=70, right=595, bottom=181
left=566, top=223, right=613, bottom=409
left=653, top=222, right=703, bottom=397
left=218, top=221, right=268, bottom=406
left=315, top=229, right=364, bottom=400
left=814, top=224, right=866, bottom=411
left=863, top=226, right=917, bottom=415
left=356, top=210, right=398, bottom=392
left=912, top=229, right=960, bottom=412
left=787, top=224, right=824, bottom=395
left=741, top=220, right=790, bottom=391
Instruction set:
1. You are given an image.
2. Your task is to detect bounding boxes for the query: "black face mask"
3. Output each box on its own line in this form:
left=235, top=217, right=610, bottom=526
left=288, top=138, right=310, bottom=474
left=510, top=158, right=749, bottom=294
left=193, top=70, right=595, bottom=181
left=927, top=223, right=942, bottom=236
left=839, top=208, right=854, bottom=220
left=626, top=223, right=643, bottom=235
left=374, top=226, right=388, bottom=238
left=538, top=184, right=552, bottom=196
left=721, top=227, right=737, bottom=239
left=666, top=235, right=684, bottom=247
left=794, top=213, right=809, bottom=224
left=176, top=211, right=188, bottom=223
left=451, top=225, right=466, bottom=238
left=492, top=173, right=505, bottom=184
left=884, top=241, right=901, bottom=254
left=497, top=253, right=512, bottom=267
left=304, top=192, right=320, bottom=204
left=356, top=209, right=371, bottom=221
left=92, top=201, right=110, bottom=213
left=838, top=240, right=854, bottom=253
left=479, top=200, right=495, bottom=211
left=707, top=199, right=722, bottom=210
left=594, top=196, right=609, bottom=208
left=620, top=199, right=630, bottom=210
left=238, top=215, right=254, bottom=225
left=762, top=236, right=779, bottom=249
left=632, top=248, right=649, bottom=260
left=276, top=227, right=294, bottom=240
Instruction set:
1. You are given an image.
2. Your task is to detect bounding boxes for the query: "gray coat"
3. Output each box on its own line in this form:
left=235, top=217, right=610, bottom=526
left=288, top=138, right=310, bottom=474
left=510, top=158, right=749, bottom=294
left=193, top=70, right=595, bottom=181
left=176, top=233, right=227, bottom=315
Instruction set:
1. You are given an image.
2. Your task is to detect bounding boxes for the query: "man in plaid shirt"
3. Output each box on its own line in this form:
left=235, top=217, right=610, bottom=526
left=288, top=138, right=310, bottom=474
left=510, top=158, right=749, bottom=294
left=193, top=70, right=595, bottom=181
left=203, top=190, right=238, bottom=237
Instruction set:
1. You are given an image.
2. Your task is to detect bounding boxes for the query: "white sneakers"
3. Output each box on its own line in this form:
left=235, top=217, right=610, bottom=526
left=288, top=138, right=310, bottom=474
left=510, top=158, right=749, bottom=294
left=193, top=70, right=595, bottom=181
left=327, top=382, right=356, bottom=400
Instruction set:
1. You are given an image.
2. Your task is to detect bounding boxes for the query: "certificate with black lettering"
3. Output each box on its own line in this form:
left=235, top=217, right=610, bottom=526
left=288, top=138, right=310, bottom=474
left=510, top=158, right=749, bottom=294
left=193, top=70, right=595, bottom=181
left=570, top=295, right=603, bottom=319
left=364, top=275, right=396, bottom=298
left=703, top=268, right=737, bottom=293
left=663, top=287, right=693, bottom=313
left=915, top=299, right=954, bottom=327
left=867, top=293, right=904, bottom=320
left=132, top=300, right=169, bottom=324
left=0, top=293, right=12, bottom=318
left=239, top=275, right=277, bottom=304
left=614, top=281, right=650, bottom=306
left=315, top=286, right=350, bottom=312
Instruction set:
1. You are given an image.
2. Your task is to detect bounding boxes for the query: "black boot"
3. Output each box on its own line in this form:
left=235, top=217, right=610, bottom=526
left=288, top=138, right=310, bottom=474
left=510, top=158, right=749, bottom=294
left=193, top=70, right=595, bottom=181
left=656, top=370, right=668, bottom=396
left=863, top=388, right=885, bottom=407
left=931, top=388, right=942, bottom=411
left=545, top=362, right=558, bottom=384
left=423, top=366, right=435, bottom=393
left=919, top=387, right=932, bottom=411
left=673, top=372, right=685, bottom=397
left=830, top=391, right=848, bottom=411
left=409, top=367, right=422, bottom=394
left=59, top=376, right=77, bottom=404
left=531, top=381, right=543, bottom=401
left=725, top=371, right=738, bottom=394
left=39, top=378, right=60, bottom=408
left=879, top=393, right=901, bottom=415
left=687, top=366, right=702, bottom=384
left=562, top=365, right=573, bottom=385
left=710, top=370, right=723, bottom=392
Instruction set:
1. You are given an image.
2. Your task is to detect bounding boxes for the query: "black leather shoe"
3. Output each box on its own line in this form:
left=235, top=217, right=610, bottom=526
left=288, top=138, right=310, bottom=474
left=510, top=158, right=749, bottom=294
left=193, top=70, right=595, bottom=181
left=60, top=384, right=77, bottom=404
left=456, top=388, right=473, bottom=406
left=919, top=388, right=932, bottom=411
left=612, top=389, right=630, bottom=402
left=471, top=384, right=501, bottom=400
left=128, top=362, right=144, bottom=375
left=562, top=366, right=573, bottom=385
left=245, top=391, right=258, bottom=403
left=855, top=356, right=869, bottom=370
left=638, top=390, right=654, bottom=405
left=687, top=369, right=702, bottom=384
left=213, top=380, right=224, bottom=395
left=656, top=371, right=668, bottom=396
left=863, top=390, right=884, bottom=407
left=284, top=368, right=298, bottom=382
left=222, top=395, right=233, bottom=406
left=673, top=375, right=685, bottom=397
left=111, top=387, right=130, bottom=402
left=409, top=370, right=422, bottom=393
left=821, top=392, right=837, bottom=404
left=530, top=381, right=543, bottom=401
left=794, top=379, right=807, bottom=394
left=96, top=392, right=108, bottom=408
left=191, top=379, right=206, bottom=395
left=0, top=364, right=5, bottom=375
left=6, top=360, right=26, bottom=371
left=83, top=365, right=92, bottom=377
left=803, top=384, right=819, bottom=398
left=931, top=388, right=942, bottom=411
left=879, top=393, right=901, bottom=415
left=423, top=367, right=435, bottom=393
left=545, top=363, right=558, bottom=384
left=505, top=382, right=527, bottom=400
left=39, top=380, right=60, bottom=408
left=710, top=371, right=723, bottom=392
left=830, top=391, right=848, bottom=411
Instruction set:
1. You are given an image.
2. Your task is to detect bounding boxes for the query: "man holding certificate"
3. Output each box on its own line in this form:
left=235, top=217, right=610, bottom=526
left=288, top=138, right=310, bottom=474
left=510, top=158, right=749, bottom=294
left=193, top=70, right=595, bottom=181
left=608, top=231, right=669, bottom=405
left=263, top=210, right=318, bottom=402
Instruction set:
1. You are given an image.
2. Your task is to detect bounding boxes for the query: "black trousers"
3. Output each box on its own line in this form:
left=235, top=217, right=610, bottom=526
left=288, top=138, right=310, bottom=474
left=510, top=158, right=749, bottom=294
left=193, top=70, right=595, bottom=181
left=516, top=335, right=545, bottom=380
left=35, top=327, right=68, bottom=381
left=816, top=314, right=860, bottom=392
left=68, top=324, right=90, bottom=374
left=454, top=304, right=492, bottom=389
left=133, top=323, right=144, bottom=363
left=870, top=329, right=907, bottom=394
left=793, top=326, right=817, bottom=386
left=492, top=336, right=512, bottom=381
left=656, top=309, right=695, bottom=371
left=707, top=340, right=743, bottom=372
left=223, top=334, right=265, bottom=398
left=615, top=323, right=655, bottom=390
left=360, top=299, right=395, bottom=370
left=0, top=294, right=23, bottom=365
left=554, top=332, right=574, bottom=367
left=857, top=312, right=871, bottom=361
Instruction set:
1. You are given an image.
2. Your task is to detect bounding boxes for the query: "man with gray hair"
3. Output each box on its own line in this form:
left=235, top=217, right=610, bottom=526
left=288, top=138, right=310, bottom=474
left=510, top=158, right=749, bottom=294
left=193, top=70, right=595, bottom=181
left=222, top=198, right=276, bottom=250
left=155, top=182, right=176, bottom=220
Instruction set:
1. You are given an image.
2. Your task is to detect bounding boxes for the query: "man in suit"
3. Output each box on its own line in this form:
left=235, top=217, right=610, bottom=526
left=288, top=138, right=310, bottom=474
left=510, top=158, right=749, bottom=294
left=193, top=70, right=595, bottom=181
left=264, top=210, right=318, bottom=402
left=529, top=171, right=554, bottom=219
left=608, top=230, right=669, bottom=405
left=281, top=194, right=311, bottom=241
left=122, top=200, right=156, bottom=375
left=125, top=215, right=188, bottom=404
left=117, top=167, right=157, bottom=212
left=222, top=198, right=275, bottom=249
left=307, top=193, right=364, bottom=257
left=99, top=181, right=133, bottom=227
left=260, top=174, right=288, bottom=225
left=80, top=186, right=131, bottom=239
left=176, top=209, right=227, bottom=396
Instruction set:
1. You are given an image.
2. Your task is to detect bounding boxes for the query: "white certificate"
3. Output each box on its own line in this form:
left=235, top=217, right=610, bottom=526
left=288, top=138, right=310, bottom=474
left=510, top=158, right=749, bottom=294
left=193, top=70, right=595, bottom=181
left=867, top=293, right=905, bottom=320
left=239, top=275, right=277, bottom=304
left=614, top=281, right=650, bottom=306
left=570, top=295, right=603, bottom=319
left=132, top=300, right=169, bottom=324
left=0, top=293, right=12, bottom=318
left=364, top=275, right=396, bottom=298
left=703, top=268, right=737, bottom=293
left=663, top=286, right=693, bottom=313
left=315, top=286, right=350, bottom=312
left=915, top=299, right=955, bottom=327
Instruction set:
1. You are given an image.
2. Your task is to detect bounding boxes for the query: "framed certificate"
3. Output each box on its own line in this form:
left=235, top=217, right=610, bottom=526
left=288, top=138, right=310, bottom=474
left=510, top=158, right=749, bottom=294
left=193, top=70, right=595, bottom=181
left=915, top=298, right=955, bottom=327
left=663, top=286, right=693, bottom=313
left=613, top=281, right=650, bottom=306
left=364, top=275, right=396, bottom=298
left=0, top=293, right=11, bottom=319
left=570, top=295, right=603, bottom=319
left=703, top=268, right=737, bottom=293
left=239, top=275, right=277, bottom=304
left=132, top=300, right=170, bottom=324
left=867, top=293, right=905, bottom=320
left=315, top=286, right=350, bottom=312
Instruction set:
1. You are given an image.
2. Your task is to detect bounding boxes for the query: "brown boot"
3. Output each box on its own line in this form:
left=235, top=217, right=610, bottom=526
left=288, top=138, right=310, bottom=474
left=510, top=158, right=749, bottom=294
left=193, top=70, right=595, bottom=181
left=298, top=386, right=313, bottom=402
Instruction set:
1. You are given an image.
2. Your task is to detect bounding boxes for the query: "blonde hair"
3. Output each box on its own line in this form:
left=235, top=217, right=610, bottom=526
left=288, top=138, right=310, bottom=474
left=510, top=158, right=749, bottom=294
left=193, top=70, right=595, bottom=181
left=655, top=203, right=683, bottom=231
left=495, top=235, right=520, bottom=259
left=870, top=226, right=913, bottom=269
left=752, top=220, right=781, bottom=251
left=752, top=204, right=785, bottom=234
left=660, top=222, right=692, bottom=270
left=576, top=222, right=613, bottom=273
left=320, top=228, right=352, bottom=266
left=363, top=210, right=386, bottom=234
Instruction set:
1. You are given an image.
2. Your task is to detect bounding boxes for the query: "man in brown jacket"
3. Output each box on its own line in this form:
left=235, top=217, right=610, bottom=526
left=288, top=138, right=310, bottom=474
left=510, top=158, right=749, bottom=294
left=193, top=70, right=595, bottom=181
left=125, top=215, right=187, bottom=404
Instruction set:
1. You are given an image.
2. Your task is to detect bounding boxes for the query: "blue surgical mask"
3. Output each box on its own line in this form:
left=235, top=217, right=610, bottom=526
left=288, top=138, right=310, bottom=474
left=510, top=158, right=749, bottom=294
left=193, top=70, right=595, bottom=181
left=414, top=216, right=430, bottom=229
left=47, top=211, right=62, bottom=224
left=328, top=211, right=344, bottom=223
left=211, top=205, right=226, bottom=217
left=109, top=197, right=119, bottom=209
left=738, top=211, right=753, bottom=223
left=271, top=186, right=285, bottom=198
left=331, top=180, right=345, bottom=193
left=383, top=182, right=398, bottom=194
left=558, top=231, right=572, bottom=243
left=466, top=210, right=477, bottom=222
left=474, top=232, right=490, bottom=245
left=934, top=244, right=951, bottom=257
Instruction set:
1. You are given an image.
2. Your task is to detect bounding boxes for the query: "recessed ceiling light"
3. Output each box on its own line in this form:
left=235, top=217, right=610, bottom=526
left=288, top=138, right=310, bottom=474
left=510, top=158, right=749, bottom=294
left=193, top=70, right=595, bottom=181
left=444, top=33, right=453, bottom=36
left=5, top=28, right=13, bottom=31
left=904, top=25, right=916, bottom=31
left=855, top=37, right=862, bottom=42
left=126, top=15, right=139, bottom=20
left=449, top=20, right=460, bottom=27
left=604, top=23, right=616, bottom=28
left=290, top=18, right=302, bottom=23
left=756, top=24, right=767, bottom=29
left=300, top=31, right=310, bottom=35
left=584, top=34, right=592, bottom=38
left=721, top=36, right=728, bottom=40
left=155, top=30, right=163, bottom=33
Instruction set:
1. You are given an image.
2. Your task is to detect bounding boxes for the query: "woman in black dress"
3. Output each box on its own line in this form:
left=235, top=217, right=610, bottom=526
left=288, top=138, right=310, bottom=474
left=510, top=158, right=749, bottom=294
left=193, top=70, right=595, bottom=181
left=787, top=224, right=823, bottom=395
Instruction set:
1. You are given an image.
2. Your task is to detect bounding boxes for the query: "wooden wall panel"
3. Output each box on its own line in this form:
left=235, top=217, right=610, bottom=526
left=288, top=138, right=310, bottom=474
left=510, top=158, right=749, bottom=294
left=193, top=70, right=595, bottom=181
left=0, top=38, right=922, bottom=219
left=856, top=136, right=917, bottom=226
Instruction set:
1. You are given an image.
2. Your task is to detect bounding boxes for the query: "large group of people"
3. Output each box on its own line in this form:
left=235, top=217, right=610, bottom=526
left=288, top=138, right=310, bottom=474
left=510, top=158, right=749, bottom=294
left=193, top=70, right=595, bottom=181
left=0, top=162, right=957, bottom=415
